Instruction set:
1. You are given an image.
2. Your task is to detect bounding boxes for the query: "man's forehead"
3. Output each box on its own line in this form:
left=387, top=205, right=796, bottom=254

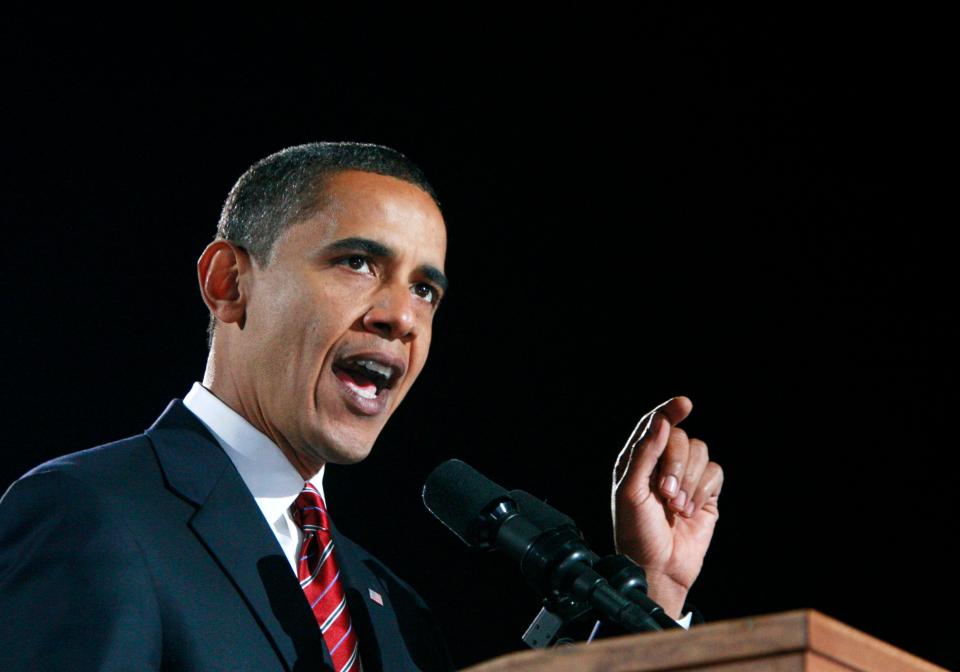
left=320, top=169, right=441, bottom=214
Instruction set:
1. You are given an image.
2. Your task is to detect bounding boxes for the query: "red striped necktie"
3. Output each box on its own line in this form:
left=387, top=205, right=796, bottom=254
left=291, top=484, right=360, bottom=672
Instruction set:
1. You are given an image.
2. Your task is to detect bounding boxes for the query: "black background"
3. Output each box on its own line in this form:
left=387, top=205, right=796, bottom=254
left=2, top=6, right=955, bottom=669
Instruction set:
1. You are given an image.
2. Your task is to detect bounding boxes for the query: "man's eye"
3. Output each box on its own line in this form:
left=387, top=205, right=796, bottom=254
left=339, top=255, right=372, bottom=273
left=412, top=282, right=438, bottom=304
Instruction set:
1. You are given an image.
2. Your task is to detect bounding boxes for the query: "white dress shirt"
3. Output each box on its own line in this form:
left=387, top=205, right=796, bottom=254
left=183, top=382, right=322, bottom=575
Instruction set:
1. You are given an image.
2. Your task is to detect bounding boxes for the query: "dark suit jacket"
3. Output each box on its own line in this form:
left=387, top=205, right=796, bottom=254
left=0, top=400, right=454, bottom=671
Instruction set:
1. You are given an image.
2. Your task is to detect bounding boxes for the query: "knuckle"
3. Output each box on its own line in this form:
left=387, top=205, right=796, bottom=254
left=663, top=459, right=685, bottom=476
left=689, top=437, right=708, bottom=457
left=696, top=465, right=724, bottom=497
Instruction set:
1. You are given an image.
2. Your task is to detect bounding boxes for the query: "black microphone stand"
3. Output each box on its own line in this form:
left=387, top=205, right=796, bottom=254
left=508, top=490, right=681, bottom=648
left=489, top=497, right=680, bottom=647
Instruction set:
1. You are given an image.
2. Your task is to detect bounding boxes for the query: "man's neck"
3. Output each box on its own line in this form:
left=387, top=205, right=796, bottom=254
left=197, top=367, right=324, bottom=481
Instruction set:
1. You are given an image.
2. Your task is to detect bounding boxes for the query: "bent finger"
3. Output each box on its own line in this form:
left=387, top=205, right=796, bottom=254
left=614, top=396, right=694, bottom=499
left=658, top=396, right=693, bottom=427
left=676, top=438, right=709, bottom=516
left=617, top=412, right=670, bottom=499
left=691, top=461, right=724, bottom=512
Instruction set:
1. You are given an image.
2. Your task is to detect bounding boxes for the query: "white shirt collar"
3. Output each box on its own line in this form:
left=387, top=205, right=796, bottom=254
left=182, top=382, right=325, bottom=526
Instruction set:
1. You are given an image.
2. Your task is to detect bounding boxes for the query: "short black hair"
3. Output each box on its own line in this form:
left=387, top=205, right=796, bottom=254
left=207, top=141, right=440, bottom=345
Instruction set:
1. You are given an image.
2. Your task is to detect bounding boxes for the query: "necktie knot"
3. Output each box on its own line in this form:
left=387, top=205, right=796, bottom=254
left=291, top=483, right=330, bottom=532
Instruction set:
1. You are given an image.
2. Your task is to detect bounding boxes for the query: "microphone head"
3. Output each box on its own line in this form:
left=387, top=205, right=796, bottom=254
left=422, top=459, right=513, bottom=548
left=509, top=490, right=579, bottom=532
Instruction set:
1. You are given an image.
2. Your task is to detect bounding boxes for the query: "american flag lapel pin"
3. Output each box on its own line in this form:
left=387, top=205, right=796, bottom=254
left=368, top=588, right=384, bottom=606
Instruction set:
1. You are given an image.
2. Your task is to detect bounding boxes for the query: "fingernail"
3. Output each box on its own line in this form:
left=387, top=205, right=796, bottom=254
left=662, top=475, right=678, bottom=496
left=673, top=489, right=687, bottom=510
left=684, top=500, right=695, bottom=516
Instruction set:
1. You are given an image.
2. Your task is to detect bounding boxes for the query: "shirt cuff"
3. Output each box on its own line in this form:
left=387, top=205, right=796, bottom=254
left=676, top=611, right=693, bottom=629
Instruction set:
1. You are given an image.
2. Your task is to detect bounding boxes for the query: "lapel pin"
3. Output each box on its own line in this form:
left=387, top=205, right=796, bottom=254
left=368, top=588, right=384, bottom=606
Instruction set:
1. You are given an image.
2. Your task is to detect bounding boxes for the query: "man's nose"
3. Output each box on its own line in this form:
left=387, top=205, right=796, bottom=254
left=362, top=284, right=417, bottom=341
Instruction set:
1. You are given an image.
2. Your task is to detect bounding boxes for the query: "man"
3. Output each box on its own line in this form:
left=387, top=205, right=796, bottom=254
left=0, top=142, right=722, bottom=670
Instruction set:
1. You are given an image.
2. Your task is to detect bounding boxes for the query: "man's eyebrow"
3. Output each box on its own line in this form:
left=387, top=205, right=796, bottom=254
left=325, top=236, right=449, bottom=292
left=324, top=237, right=394, bottom=258
left=420, top=265, right=449, bottom=294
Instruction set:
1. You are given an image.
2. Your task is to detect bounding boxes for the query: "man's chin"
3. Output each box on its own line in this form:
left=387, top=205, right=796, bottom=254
left=307, top=427, right=379, bottom=466
left=321, top=447, right=374, bottom=466
left=310, top=379, right=394, bottom=464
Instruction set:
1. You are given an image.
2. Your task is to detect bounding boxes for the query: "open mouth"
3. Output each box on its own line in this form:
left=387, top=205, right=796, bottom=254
left=332, top=354, right=404, bottom=401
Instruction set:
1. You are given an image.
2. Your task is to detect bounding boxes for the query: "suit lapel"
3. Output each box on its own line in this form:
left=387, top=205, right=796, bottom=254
left=147, top=400, right=329, bottom=672
left=329, top=519, right=402, bottom=672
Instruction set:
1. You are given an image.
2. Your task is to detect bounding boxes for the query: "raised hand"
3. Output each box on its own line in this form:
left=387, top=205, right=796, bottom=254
left=612, top=396, right=723, bottom=619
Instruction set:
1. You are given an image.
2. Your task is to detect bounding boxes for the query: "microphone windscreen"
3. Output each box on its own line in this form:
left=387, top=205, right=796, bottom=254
left=422, top=459, right=511, bottom=547
left=509, top=490, right=579, bottom=532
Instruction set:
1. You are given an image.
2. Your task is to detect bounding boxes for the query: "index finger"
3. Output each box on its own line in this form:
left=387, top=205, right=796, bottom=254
left=655, top=396, right=693, bottom=427
left=622, top=396, right=693, bottom=455
left=614, top=396, right=694, bottom=487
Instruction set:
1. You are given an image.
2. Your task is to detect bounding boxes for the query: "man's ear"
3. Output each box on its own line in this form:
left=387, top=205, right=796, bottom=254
left=197, top=240, right=251, bottom=328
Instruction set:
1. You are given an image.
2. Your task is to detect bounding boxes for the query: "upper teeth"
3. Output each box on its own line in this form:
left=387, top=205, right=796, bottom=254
left=356, top=359, right=393, bottom=380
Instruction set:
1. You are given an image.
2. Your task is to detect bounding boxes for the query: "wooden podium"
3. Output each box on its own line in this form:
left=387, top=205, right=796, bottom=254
left=462, top=610, right=946, bottom=672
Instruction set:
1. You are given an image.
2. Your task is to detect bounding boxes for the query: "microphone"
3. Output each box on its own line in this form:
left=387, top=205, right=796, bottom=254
left=421, top=458, right=512, bottom=549
left=422, top=459, right=669, bottom=634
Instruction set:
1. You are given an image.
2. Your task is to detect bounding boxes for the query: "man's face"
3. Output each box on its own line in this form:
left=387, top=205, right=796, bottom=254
left=235, top=170, right=447, bottom=473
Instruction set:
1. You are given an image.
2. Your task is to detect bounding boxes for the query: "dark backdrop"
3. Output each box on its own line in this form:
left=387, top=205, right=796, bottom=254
left=2, top=7, right=954, bottom=669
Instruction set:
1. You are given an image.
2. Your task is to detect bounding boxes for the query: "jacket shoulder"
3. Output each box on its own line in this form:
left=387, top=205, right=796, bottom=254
left=26, top=433, right=153, bottom=474
left=0, top=434, right=165, bottom=669
left=6, top=433, right=159, bottom=499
